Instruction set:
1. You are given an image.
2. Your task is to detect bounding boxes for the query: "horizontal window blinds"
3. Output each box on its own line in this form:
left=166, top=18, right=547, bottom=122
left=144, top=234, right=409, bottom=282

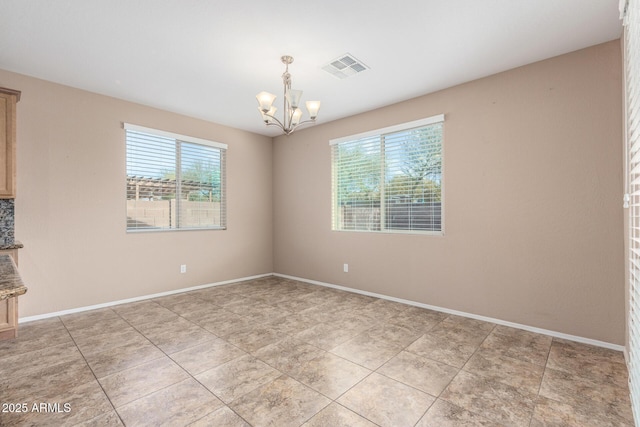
left=383, top=123, right=443, bottom=231
left=333, top=135, right=382, bottom=231
left=625, top=0, right=640, bottom=423
left=125, top=127, right=226, bottom=231
left=332, top=115, right=444, bottom=234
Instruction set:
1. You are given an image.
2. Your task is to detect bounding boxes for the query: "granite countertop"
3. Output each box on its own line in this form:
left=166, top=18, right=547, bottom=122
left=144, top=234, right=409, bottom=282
left=0, top=240, right=23, bottom=251
left=0, top=254, right=27, bottom=300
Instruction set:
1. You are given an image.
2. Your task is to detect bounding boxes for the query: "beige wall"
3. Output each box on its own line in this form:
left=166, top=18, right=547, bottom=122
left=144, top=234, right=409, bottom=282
left=0, top=40, right=625, bottom=345
left=273, top=41, right=625, bottom=344
left=0, top=69, right=274, bottom=317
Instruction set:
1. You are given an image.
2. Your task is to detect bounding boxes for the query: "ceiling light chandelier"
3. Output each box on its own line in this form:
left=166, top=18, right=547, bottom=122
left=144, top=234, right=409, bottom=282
left=256, top=55, right=321, bottom=135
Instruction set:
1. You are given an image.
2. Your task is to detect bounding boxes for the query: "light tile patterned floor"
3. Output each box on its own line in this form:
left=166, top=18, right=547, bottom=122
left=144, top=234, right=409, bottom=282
left=0, top=276, right=633, bottom=426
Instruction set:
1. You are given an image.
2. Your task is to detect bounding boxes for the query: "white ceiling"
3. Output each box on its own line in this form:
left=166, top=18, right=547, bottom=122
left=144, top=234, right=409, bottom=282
left=0, top=1, right=623, bottom=136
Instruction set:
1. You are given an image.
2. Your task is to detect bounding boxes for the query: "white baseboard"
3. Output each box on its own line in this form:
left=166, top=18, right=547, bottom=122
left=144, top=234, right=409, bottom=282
left=19, top=273, right=272, bottom=323
left=274, top=273, right=626, bottom=353
left=20, top=271, right=626, bottom=353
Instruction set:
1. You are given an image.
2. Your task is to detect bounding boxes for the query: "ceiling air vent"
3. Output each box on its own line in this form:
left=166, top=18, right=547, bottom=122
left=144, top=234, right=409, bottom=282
left=322, top=53, right=369, bottom=79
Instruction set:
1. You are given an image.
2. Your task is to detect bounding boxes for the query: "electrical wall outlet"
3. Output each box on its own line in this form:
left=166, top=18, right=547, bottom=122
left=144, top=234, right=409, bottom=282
left=343, top=263, right=349, bottom=273
left=180, top=264, right=187, bottom=274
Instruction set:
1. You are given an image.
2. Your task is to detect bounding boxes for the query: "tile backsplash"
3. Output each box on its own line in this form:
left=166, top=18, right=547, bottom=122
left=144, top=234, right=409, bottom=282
left=0, top=199, right=15, bottom=246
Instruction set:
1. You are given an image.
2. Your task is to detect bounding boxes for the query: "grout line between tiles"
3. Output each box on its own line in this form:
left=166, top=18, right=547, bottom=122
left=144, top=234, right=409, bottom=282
left=59, top=313, right=127, bottom=427
left=13, top=277, right=631, bottom=427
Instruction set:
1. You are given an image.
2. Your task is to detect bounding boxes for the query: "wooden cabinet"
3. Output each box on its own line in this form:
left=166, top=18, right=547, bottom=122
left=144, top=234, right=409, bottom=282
left=0, top=87, right=20, bottom=199
left=0, top=248, right=18, bottom=340
left=0, top=297, right=17, bottom=340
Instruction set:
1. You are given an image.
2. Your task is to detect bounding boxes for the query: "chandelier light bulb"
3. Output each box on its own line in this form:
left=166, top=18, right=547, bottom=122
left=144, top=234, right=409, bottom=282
left=256, top=91, right=276, bottom=113
left=286, top=89, right=303, bottom=109
left=259, top=106, right=277, bottom=124
left=291, top=108, right=303, bottom=126
left=306, top=101, right=321, bottom=119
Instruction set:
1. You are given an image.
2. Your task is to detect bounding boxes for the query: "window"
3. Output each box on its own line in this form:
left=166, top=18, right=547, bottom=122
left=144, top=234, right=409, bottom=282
left=124, top=123, right=227, bottom=231
left=331, top=115, right=444, bottom=234
left=623, top=0, right=640, bottom=423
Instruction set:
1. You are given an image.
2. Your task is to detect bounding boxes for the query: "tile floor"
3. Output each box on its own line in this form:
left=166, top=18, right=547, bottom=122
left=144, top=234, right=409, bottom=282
left=0, top=276, right=633, bottom=426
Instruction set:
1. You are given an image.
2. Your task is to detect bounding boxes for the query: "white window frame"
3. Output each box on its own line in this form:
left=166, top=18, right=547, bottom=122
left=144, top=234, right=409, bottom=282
left=124, top=123, right=227, bottom=232
left=623, top=0, right=640, bottom=423
left=330, top=114, right=444, bottom=235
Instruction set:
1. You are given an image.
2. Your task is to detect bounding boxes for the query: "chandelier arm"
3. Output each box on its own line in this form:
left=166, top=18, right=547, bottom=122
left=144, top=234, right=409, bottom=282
left=266, top=122, right=288, bottom=134
left=286, top=119, right=317, bottom=134
left=263, top=113, right=286, bottom=129
left=265, top=122, right=286, bottom=131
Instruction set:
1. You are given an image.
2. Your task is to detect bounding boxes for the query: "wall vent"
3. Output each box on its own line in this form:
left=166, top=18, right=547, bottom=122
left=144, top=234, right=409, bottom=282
left=322, top=53, right=369, bottom=79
